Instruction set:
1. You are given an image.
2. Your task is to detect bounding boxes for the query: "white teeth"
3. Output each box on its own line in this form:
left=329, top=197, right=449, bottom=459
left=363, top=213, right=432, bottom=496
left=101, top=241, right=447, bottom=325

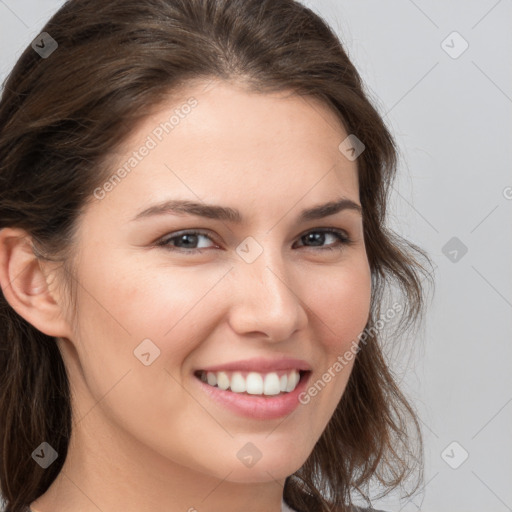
left=246, top=372, right=263, bottom=394
left=230, top=372, right=246, bottom=393
left=263, top=373, right=281, bottom=395
left=285, top=370, right=300, bottom=392
left=216, top=371, right=230, bottom=390
left=200, top=369, right=303, bottom=396
left=280, top=374, right=288, bottom=392
left=206, top=372, right=217, bottom=386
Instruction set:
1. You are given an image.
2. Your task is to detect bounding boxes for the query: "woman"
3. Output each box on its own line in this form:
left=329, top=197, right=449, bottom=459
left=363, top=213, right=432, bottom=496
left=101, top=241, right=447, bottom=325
left=0, top=1, right=434, bottom=511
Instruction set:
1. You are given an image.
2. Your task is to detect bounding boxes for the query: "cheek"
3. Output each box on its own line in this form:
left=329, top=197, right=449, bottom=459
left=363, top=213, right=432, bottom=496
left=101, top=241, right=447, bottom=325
left=292, top=259, right=371, bottom=438
left=67, top=259, right=224, bottom=432
left=73, top=259, right=228, bottom=368
left=308, top=259, right=372, bottom=353
left=119, top=265, right=229, bottom=345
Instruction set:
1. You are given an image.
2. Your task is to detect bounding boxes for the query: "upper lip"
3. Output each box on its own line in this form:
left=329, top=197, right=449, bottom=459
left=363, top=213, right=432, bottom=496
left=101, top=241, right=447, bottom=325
left=196, top=357, right=312, bottom=373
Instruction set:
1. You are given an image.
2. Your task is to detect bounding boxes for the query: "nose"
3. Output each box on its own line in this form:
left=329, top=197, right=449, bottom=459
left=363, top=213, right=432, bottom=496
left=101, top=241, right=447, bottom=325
left=227, top=246, right=308, bottom=342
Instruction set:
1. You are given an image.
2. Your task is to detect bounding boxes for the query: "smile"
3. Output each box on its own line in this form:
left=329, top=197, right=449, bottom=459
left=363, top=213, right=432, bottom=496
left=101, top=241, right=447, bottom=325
left=193, top=369, right=312, bottom=420
left=194, top=369, right=304, bottom=396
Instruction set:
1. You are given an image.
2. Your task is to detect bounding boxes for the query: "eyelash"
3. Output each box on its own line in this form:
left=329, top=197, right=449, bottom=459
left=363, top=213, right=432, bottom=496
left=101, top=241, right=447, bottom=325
left=155, top=228, right=353, bottom=254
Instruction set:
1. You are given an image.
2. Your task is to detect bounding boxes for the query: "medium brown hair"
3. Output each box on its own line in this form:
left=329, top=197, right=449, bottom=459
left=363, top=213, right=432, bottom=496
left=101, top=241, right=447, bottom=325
left=0, top=1, right=434, bottom=511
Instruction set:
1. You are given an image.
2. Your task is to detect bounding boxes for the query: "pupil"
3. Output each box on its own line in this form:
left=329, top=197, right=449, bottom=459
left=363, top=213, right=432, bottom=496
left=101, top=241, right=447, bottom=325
left=181, top=234, right=197, bottom=247
left=306, top=233, right=324, bottom=246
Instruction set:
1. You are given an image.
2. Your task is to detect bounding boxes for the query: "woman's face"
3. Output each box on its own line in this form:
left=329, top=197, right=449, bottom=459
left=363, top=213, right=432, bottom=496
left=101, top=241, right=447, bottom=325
left=58, top=79, right=371, bottom=484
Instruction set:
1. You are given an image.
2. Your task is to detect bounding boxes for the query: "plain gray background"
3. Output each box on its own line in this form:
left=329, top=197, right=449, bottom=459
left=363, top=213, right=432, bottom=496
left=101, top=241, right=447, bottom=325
left=0, top=1, right=511, bottom=511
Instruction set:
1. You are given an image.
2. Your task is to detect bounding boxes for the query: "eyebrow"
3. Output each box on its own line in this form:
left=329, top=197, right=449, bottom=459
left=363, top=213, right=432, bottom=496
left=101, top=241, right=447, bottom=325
left=131, top=196, right=362, bottom=223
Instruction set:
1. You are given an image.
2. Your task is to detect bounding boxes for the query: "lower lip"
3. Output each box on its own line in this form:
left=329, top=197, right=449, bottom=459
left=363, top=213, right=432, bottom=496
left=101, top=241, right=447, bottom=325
left=194, top=371, right=312, bottom=420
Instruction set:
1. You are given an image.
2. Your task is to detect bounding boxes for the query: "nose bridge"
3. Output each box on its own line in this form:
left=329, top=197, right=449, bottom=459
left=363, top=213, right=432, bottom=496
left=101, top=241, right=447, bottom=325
left=249, top=246, right=291, bottom=304
left=228, top=238, right=307, bottom=338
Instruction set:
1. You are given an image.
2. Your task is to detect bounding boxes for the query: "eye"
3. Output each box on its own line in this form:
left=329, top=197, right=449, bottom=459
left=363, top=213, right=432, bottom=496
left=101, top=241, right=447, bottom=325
left=294, top=228, right=353, bottom=251
left=156, top=230, right=217, bottom=253
left=155, top=228, right=353, bottom=254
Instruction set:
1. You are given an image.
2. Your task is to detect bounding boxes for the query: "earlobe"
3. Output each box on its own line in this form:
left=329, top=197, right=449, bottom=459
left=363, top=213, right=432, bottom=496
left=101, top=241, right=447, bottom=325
left=0, top=227, right=73, bottom=339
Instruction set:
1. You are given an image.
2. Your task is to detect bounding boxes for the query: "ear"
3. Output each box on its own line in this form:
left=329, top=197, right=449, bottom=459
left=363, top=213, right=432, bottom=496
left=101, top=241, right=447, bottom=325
left=0, top=227, right=73, bottom=339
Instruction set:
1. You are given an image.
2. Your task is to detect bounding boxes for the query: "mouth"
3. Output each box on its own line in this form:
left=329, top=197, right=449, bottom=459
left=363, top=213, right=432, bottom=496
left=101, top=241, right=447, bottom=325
left=193, top=369, right=310, bottom=397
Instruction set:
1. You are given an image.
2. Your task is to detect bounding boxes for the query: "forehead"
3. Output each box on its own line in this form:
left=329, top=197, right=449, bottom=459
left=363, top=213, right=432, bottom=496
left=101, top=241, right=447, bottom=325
left=91, top=80, right=360, bottom=220
left=120, top=79, right=353, bottom=162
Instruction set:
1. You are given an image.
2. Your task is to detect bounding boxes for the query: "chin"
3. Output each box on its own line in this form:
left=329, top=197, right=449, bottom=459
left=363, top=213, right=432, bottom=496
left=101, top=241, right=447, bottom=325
left=220, top=452, right=308, bottom=484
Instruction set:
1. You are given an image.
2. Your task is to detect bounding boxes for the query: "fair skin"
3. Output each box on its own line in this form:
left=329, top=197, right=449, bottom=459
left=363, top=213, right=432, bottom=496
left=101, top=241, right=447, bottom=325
left=0, top=79, right=371, bottom=512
